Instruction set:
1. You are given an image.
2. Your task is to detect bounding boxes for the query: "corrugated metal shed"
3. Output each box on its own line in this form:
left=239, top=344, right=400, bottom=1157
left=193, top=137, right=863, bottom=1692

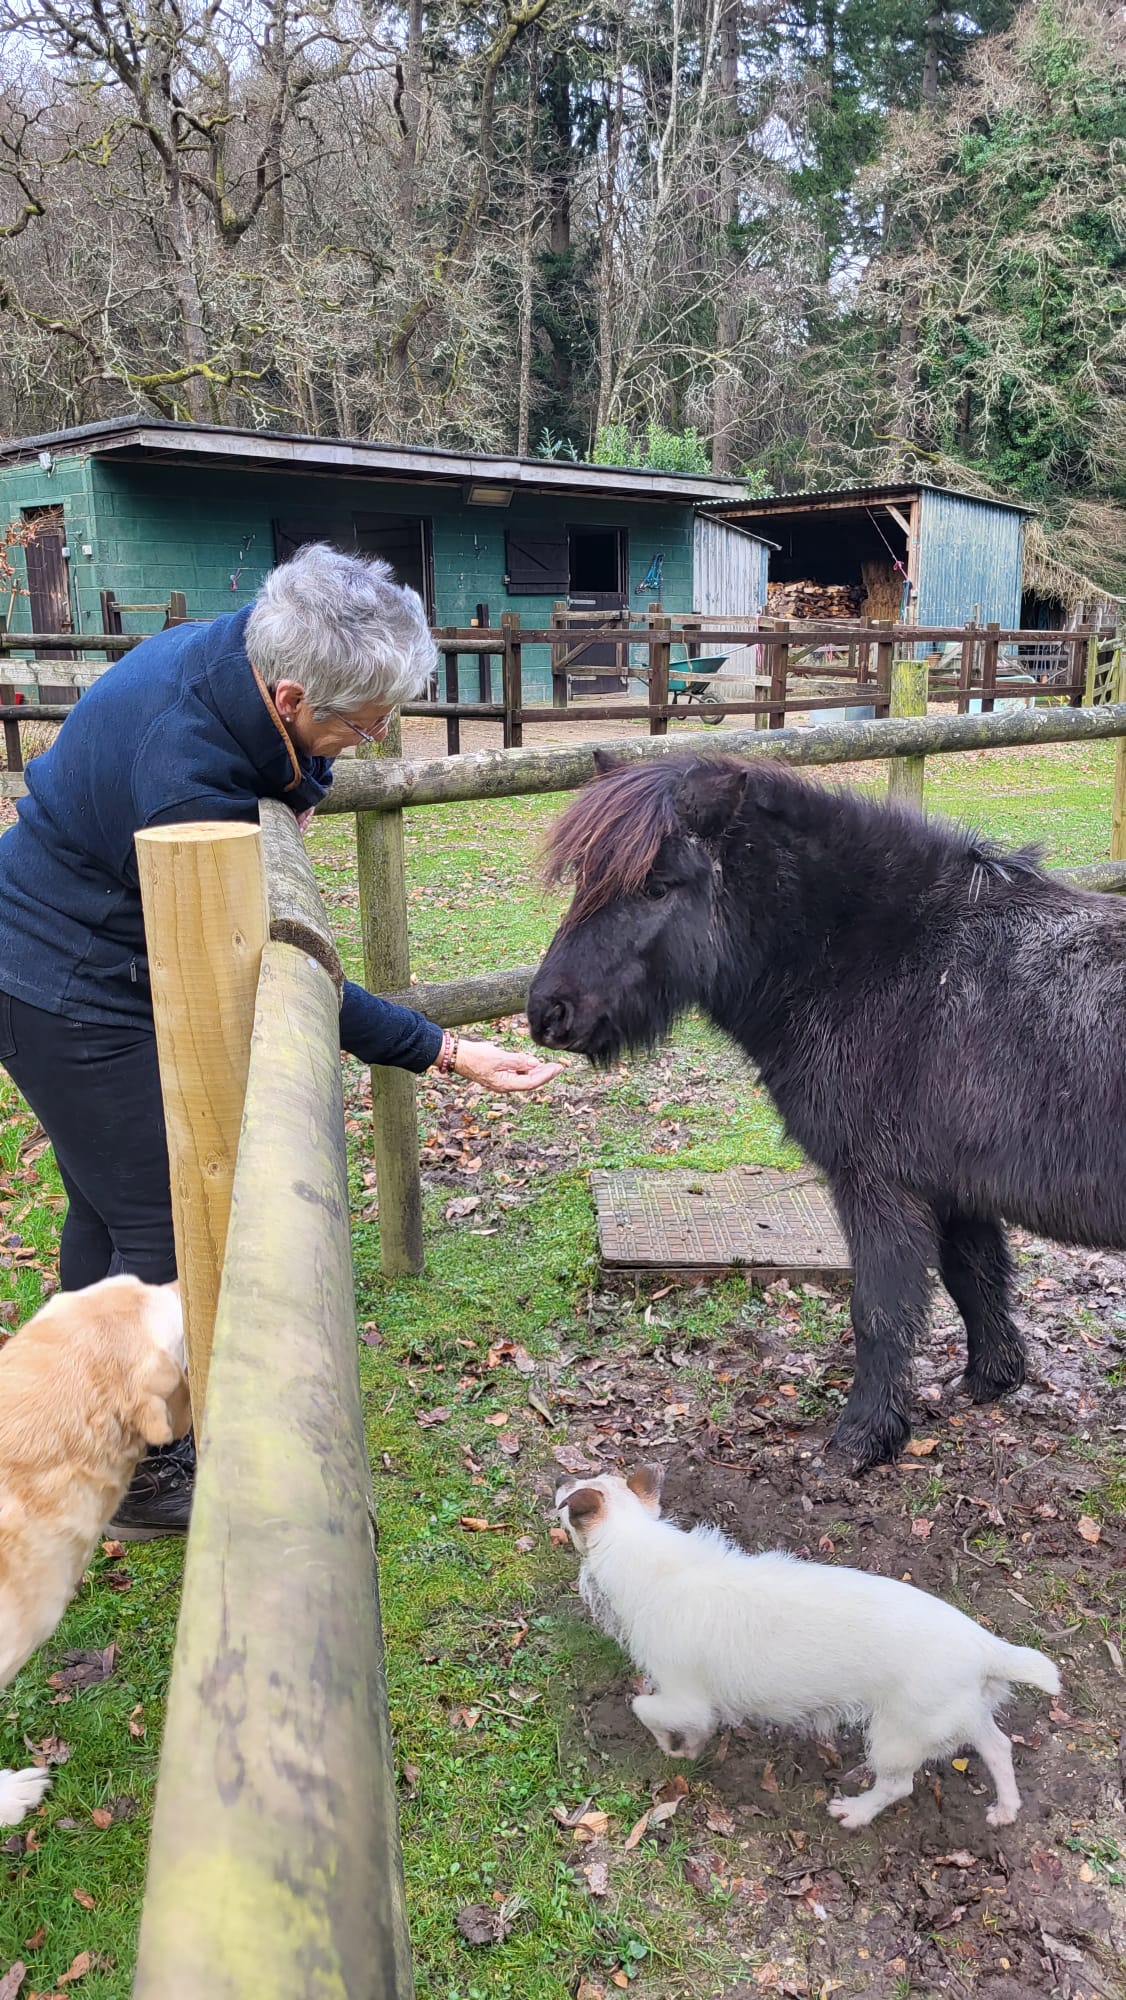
left=693, top=514, right=772, bottom=616
left=915, top=487, right=1025, bottom=627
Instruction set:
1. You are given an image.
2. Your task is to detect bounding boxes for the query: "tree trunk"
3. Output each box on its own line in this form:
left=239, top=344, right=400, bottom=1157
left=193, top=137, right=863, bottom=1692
left=397, top=0, right=424, bottom=226
left=710, top=0, right=741, bottom=474
left=163, top=168, right=213, bottom=419
left=516, top=39, right=539, bottom=457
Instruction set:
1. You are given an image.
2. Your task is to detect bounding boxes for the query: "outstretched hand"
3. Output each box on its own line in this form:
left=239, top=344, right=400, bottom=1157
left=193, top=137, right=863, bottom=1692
left=453, top=1038, right=562, bottom=1095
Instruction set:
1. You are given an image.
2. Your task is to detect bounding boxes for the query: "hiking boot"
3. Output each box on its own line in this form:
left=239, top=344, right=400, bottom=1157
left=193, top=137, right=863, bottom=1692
left=108, top=1431, right=195, bottom=1541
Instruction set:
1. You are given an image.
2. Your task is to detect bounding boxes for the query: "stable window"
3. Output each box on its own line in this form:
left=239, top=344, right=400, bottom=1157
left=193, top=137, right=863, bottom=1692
left=273, top=514, right=435, bottom=618
left=503, top=531, right=569, bottom=596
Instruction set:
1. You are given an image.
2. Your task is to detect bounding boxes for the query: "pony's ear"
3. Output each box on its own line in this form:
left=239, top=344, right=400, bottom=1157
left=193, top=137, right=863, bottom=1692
left=675, top=760, right=749, bottom=840
left=626, top=1464, right=664, bottom=1515
left=591, top=747, right=626, bottom=778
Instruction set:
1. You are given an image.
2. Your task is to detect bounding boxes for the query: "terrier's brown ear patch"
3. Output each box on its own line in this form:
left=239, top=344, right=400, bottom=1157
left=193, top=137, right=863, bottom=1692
left=626, top=1464, right=664, bottom=1514
left=562, top=1485, right=606, bottom=1527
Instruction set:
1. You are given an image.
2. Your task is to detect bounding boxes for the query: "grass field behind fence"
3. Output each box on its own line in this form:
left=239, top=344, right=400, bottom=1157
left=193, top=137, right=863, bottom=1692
left=0, top=740, right=1116, bottom=1998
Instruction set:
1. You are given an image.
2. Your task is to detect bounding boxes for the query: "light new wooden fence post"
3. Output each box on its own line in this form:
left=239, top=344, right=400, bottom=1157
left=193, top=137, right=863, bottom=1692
left=887, top=656, right=930, bottom=809
left=1112, top=647, right=1126, bottom=863
left=134, top=822, right=268, bottom=1427
left=355, top=716, right=425, bottom=1276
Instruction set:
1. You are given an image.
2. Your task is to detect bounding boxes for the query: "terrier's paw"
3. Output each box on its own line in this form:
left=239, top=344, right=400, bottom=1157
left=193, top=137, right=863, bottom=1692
left=827, top=1795, right=871, bottom=1832
left=985, top=1802, right=1020, bottom=1828
left=0, top=1766, right=52, bottom=1826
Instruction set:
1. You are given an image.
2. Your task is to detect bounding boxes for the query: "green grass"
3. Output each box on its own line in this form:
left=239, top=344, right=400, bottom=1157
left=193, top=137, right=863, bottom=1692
left=0, top=737, right=1120, bottom=1994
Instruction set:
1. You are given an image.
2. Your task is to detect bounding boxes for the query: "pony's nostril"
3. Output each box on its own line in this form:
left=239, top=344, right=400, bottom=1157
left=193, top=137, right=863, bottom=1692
left=540, top=997, right=574, bottom=1045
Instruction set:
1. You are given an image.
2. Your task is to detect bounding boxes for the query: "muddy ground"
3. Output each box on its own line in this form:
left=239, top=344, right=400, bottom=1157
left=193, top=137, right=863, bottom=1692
left=524, top=1231, right=1126, bottom=2000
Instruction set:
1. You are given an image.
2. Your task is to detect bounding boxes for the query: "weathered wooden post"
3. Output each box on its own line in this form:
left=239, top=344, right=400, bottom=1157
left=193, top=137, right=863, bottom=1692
left=1111, top=646, right=1126, bottom=864
left=980, top=621, right=1001, bottom=714
left=874, top=620, right=895, bottom=719
left=441, top=628, right=460, bottom=756
left=887, top=654, right=930, bottom=810
left=769, top=619, right=790, bottom=729
left=134, top=822, right=268, bottom=1426
left=501, top=611, right=523, bottom=749
left=355, top=717, right=425, bottom=1276
left=648, top=606, right=671, bottom=736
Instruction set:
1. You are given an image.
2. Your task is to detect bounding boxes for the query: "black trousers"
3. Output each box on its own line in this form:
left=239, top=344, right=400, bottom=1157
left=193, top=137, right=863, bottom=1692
left=0, top=990, right=176, bottom=1291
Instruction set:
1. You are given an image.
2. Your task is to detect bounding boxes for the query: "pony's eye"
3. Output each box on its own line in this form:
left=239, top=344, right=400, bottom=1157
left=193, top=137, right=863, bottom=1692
left=644, top=881, right=669, bottom=901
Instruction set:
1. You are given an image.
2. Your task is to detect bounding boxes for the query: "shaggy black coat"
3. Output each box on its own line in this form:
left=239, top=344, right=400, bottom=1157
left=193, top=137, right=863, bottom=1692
left=528, top=751, right=1126, bottom=1469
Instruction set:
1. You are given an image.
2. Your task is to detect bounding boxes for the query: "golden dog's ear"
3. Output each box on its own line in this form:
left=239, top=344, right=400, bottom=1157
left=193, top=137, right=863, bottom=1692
left=132, top=1349, right=191, bottom=1447
left=561, top=1485, right=605, bottom=1529
left=626, top=1464, right=664, bottom=1515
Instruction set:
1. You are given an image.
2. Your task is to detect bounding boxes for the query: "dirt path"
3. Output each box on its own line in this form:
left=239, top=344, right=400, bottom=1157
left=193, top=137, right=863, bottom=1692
left=528, top=1233, right=1126, bottom=1999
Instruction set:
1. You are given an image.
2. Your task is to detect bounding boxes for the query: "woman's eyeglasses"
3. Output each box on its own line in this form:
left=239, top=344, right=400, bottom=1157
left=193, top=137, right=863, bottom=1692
left=328, top=708, right=394, bottom=745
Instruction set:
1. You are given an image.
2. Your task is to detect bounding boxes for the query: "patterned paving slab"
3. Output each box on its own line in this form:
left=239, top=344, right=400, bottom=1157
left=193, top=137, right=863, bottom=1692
left=591, top=1164, right=852, bottom=1280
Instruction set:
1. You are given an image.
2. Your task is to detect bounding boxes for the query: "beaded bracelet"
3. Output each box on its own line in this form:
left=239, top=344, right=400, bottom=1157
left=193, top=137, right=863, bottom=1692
left=437, top=1029, right=460, bottom=1076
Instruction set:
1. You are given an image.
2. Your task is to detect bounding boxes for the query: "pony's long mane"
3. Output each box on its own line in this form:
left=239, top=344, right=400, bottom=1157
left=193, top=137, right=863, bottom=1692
left=542, top=761, right=681, bottom=926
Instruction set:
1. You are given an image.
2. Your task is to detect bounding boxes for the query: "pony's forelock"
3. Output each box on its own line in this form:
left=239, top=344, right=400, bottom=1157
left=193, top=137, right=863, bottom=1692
left=541, top=762, right=682, bottom=927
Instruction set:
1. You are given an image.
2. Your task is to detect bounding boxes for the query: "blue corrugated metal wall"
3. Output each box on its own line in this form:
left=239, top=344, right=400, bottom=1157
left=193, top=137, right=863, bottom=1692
left=916, top=489, right=1025, bottom=627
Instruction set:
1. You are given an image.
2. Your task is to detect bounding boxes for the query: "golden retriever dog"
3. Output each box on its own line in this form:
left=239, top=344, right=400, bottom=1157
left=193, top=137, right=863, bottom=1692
left=0, top=1274, right=189, bottom=1826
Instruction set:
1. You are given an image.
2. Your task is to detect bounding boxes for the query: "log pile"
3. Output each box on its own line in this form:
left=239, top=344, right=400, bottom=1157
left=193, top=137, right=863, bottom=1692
left=766, top=580, right=865, bottom=620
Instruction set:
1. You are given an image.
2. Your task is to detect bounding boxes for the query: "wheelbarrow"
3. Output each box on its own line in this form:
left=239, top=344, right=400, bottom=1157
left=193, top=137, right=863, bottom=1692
left=667, top=649, right=730, bottom=724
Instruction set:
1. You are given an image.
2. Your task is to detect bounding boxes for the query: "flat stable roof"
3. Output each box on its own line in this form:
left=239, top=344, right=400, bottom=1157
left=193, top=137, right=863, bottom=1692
left=0, top=417, right=747, bottom=507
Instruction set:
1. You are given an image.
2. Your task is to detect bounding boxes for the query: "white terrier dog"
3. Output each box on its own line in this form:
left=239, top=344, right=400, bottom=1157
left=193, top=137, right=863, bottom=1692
left=556, top=1467, right=1059, bottom=1830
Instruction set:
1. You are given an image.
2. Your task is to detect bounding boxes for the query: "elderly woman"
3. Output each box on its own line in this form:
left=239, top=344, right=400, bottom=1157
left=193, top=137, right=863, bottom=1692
left=0, top=544, right=558, bottom=1536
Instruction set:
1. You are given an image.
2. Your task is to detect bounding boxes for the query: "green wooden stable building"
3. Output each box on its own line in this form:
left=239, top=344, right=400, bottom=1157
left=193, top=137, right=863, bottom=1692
left=0, top=418, right=748, bottom=703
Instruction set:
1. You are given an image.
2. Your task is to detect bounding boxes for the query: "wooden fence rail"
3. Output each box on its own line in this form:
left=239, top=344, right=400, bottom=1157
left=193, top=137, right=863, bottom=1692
left=133, top=801, right=412, bottom=2000
left=1, top=617, right=1116, bottom=775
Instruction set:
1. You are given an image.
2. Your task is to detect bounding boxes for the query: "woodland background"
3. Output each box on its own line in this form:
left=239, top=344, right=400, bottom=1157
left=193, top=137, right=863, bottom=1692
left=0, top=0, right=1122, bottom=592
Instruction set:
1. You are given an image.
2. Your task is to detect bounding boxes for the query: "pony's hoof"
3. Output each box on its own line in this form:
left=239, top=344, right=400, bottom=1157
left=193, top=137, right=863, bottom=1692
left=963, top=1354, right=1025, bottom=1404
left=827, top=1412, right=909, bottom=1474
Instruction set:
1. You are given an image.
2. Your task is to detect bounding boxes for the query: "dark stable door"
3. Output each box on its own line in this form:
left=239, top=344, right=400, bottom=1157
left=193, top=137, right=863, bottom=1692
left=22, top=507, right=77, bottom=701
left=567, top=528, right=627, bottom=693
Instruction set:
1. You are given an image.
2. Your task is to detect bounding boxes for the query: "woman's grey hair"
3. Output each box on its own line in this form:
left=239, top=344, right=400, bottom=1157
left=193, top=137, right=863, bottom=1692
left=246, top=543, right=437, bottom=716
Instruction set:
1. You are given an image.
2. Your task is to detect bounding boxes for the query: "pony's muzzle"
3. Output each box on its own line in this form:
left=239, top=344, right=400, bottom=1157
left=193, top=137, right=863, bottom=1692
left=529, top=990, right=574, bottom=1048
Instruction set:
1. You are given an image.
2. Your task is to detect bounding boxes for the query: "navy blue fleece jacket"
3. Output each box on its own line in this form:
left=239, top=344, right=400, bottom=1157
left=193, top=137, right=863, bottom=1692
left=0, top=608, right=443, bottom=1071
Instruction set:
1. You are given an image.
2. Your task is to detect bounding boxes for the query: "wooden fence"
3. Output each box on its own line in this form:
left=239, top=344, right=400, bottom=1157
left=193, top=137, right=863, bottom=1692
left=319, top=695, right=1126, bottom=1277
left=1, top=616, right=1117, bottom=782
left=131, top=800, right=413, bottom=2000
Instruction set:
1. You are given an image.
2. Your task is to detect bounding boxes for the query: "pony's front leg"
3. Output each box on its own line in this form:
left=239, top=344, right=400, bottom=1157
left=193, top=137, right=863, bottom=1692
left=829, top=1183, right=937, bottom=1472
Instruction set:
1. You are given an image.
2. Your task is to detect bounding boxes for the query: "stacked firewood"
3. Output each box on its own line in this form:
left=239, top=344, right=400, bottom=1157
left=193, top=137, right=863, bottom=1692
left=765, top=580, right=865, bottom=620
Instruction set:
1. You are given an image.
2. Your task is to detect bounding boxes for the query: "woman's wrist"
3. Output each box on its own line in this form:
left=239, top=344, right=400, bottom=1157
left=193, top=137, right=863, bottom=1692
left=434, top=1028, right=461, bottom=1076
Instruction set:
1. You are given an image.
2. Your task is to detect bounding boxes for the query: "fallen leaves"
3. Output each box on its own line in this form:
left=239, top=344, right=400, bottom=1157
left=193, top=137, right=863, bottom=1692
left=934, top=1850, right=979, bottom=1869
left=904, top=1437, right=939, bottom=1457
left=581, top=1860, right=609, bottom=1897
left=25, top=1737, right=70, bottom=1768
left=760, top=1760, right=780, bottom=1794
left=0, top=1967, right=25, bottom=2000
left=90, top=1808, right=113, bottom=1831
left=127, top=1705, right=145, bottom=1740
left=46, top=1647, right=117, bottom=1694
left=449, top=1706, right=481, bottom=1730
left=911, top=1517, right=933, bottom=1540
left=1077, top=1514, right=1102, bottom=1544
left=57, top=1951, right=92, bottom=1985
left=455, top=1897, right=522, bottom=1946
left=552, top=1444, right=599, bottom=1476
left=416, top=1406, right=452, bottom=1428
left=458, top=1516, right=506, bottom=1533
left=71, top=1889, right=95, bottom=1912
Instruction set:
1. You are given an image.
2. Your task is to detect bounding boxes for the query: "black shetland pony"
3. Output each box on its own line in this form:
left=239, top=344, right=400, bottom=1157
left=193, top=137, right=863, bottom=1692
left=528, top=750, right=1126, bottom=1472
